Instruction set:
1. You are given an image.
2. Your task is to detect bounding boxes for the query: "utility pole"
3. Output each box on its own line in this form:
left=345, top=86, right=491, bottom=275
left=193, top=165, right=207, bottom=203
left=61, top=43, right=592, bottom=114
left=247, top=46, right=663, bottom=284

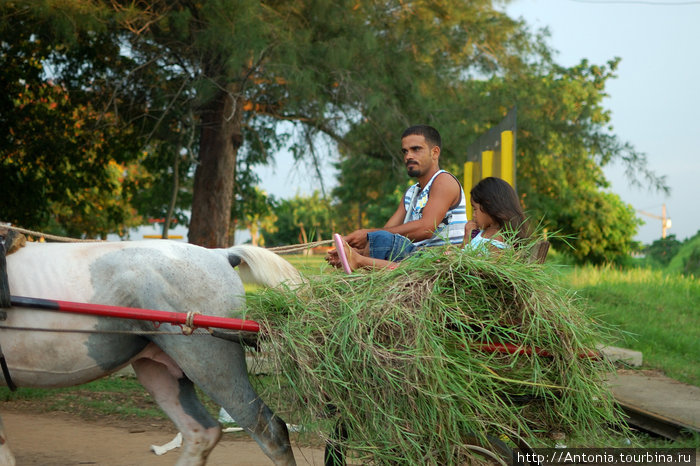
left=638, top=204, right=672, bottom=239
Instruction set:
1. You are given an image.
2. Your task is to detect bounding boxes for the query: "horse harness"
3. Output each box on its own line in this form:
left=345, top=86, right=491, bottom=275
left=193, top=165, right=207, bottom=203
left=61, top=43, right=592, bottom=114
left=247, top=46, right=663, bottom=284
left=0, top=229, right=25, bottom=391
left=0, top=230, right=267, bottom=394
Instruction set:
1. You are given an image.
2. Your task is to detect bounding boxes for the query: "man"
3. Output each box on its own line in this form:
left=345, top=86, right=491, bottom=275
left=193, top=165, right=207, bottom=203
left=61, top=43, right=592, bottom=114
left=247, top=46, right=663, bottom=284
left=328, top=125, right=467, bottom=268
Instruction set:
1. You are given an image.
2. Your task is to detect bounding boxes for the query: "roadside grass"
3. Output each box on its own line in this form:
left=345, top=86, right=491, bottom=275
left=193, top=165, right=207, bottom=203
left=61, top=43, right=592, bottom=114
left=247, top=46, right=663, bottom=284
left=2, top=254, right=697, bottom=450
left=563, top=265, right=700, bottom=386
left=0, top=374, right=167, bottom=421
left=280, top=252, right=329, bottom=275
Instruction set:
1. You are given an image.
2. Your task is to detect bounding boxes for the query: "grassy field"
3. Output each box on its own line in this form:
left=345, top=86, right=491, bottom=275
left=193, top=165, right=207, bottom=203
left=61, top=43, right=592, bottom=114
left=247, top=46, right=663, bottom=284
left=563, top=264, right=699, bottom=386
left=1, top=253, right=697, bottom=449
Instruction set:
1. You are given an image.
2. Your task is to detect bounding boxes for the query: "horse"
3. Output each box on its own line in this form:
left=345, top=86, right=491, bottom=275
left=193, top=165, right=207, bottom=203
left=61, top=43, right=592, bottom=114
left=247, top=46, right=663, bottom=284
left=0, top=239, right=301, bottom=466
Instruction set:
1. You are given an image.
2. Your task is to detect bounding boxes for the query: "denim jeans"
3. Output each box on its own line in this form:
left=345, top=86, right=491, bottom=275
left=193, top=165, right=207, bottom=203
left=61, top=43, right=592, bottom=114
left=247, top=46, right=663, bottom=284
left=367, top=230, right=416, bottom=262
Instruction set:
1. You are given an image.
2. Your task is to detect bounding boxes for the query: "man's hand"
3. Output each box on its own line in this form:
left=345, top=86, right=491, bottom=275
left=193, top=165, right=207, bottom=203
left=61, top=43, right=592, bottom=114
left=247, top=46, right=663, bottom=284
left=344, top=229, right=375, bottom=249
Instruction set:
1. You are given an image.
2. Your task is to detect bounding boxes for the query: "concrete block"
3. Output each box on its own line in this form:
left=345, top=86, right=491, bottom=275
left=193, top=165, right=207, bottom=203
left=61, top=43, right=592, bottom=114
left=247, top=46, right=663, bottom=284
left=597, top=345, right=643, bottom=367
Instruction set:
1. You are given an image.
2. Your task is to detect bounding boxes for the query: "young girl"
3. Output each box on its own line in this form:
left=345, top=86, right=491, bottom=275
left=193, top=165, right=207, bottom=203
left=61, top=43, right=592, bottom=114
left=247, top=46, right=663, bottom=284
left=463, top=176, right=528, bottom=252
left=329, top=177, right=527, bottom=272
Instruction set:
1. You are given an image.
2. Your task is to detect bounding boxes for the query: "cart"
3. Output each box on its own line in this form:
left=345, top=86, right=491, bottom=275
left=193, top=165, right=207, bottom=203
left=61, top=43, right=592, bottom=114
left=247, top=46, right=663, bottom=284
left=7, top=293, right=555, bottom=466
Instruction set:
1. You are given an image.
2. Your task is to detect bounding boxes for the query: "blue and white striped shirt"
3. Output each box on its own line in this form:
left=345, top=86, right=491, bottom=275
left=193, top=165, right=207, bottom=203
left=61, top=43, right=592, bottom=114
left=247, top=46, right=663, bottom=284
left=403, top=170, right=468, bottom=247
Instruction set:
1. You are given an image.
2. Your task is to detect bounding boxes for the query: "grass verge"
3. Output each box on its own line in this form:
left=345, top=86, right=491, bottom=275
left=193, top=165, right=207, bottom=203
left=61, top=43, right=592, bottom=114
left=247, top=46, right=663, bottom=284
left=563, top=265, right=700, bottom=386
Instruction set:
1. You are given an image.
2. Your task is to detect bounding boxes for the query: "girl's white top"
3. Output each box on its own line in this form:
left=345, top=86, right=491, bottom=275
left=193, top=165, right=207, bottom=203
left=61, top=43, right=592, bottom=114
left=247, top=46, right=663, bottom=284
left=463, top=230, right=506, bottom=252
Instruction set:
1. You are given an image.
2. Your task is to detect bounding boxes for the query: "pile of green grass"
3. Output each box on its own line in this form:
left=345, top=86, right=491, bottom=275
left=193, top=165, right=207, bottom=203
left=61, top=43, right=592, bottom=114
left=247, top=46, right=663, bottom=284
left=249, top=245, right=627, bottom=465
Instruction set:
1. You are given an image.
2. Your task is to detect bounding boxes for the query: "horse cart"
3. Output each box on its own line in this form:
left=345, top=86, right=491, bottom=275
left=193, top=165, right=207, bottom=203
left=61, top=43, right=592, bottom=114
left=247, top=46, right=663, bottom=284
left=0, top=232, right=561, bottom=466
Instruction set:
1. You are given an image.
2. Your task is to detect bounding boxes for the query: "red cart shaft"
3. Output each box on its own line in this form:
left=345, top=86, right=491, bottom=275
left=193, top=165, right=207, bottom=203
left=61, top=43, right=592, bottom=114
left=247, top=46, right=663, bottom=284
left=9, top=295, right=260, bottom=333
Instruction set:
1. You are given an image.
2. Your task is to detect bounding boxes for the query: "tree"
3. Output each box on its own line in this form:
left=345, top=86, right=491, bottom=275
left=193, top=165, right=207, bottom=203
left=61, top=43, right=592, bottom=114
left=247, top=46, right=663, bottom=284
left=7, top=1, right=552, bottom=247
left=0, top=3, right=192, bottom=238
left=2, top=1, right=666, bottom=259
left=644, top=235, right=683, bottom=267
left=469, top=59, right=660, bottom=263
left=261, top=192, right=333, bottom=248
left=231, top=186, right=276, bottom=246
left=0, top=19, right=146, bottom=237
left=331, top=22, right=666, bottom=263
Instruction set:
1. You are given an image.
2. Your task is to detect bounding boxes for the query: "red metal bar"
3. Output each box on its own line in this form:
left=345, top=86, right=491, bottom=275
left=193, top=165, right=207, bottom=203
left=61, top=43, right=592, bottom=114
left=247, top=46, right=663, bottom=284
left=474, top=342, right=543, bottom=356
left=10, top=295, right=261, bottom=333
left=472, top=342, right=600, bottom=360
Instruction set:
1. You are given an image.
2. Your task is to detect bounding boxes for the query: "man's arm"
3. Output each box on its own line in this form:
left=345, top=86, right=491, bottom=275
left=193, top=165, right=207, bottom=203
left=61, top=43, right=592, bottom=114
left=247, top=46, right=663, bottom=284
left=343, top=172, right=461, bottom=247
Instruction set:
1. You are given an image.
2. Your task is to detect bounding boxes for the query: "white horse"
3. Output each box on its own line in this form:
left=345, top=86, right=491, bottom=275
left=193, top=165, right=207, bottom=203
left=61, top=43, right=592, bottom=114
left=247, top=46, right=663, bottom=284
left=0, top=240, right=301, bottom=465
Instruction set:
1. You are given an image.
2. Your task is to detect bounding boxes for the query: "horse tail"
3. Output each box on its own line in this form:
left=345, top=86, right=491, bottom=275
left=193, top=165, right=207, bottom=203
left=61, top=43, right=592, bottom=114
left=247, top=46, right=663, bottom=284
left=225, top=245, right=301, bottom=289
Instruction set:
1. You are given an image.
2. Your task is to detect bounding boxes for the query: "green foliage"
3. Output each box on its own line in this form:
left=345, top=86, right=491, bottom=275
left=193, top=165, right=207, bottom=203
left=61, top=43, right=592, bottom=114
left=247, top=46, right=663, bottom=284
left=0, top=3, right=193, bottom=237
left=546, top=188, right=641, bottom=264
left=666, top=232, right=700, bottom=277
left=1, top=1, right=666, bottom=255
left=231, top=185, right=276, bottom=246
left=261, top=192, right=334, bottom=246
left=332, top=154, right=410, bottom=233
left=643, top=235, right=684, bottom=267
left=0, top=21, right=145, bottom=237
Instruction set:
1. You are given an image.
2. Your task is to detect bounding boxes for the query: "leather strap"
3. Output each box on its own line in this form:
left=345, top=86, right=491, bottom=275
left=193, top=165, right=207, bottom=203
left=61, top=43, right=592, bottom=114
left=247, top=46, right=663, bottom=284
left=0, top=236, right=18, bottom=390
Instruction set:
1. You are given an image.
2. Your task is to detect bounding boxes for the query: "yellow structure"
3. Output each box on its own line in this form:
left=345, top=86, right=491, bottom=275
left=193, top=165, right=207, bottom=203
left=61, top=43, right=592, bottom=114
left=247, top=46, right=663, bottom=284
left=463, top=108, right=517, bottom=219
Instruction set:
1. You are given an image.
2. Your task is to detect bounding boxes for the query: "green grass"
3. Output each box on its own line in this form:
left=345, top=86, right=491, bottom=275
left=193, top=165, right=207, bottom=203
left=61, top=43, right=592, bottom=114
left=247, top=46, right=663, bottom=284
left=279, top=253, right=699, bottom=385
left=266, top=254, right=699, bottom=387
left=562, top=265, right=700, bottom=386
left=0, top=374, right=167, bottom=420
left=280, top=252, right=328, bottom=274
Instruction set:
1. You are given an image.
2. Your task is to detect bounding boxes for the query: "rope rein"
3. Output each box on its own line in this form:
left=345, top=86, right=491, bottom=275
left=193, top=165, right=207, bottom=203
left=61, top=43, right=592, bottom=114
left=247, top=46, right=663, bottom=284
left=1, top=223, right=333, bottom=252
left=0, top=325, right=216, bottom=337
left=182, top=310, right=201, bottom=335
left=267, top=239, right=332, bottom=254
left=1, top=224, right=102, bottom=243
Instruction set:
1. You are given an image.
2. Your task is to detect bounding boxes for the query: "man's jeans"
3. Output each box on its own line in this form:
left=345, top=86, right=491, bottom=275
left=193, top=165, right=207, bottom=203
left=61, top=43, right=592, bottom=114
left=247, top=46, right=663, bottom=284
left=367, top=231, right=416, bottom=262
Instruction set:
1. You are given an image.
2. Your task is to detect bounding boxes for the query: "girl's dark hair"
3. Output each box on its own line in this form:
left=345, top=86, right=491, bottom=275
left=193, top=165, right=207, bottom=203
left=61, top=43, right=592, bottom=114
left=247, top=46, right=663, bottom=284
left=470, top=177, right=529, bottom=241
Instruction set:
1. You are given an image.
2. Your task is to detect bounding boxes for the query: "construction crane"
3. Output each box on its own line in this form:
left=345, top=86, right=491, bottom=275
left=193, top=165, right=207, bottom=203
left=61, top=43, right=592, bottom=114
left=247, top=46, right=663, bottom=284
left=637, top=204, right=672, bottom=239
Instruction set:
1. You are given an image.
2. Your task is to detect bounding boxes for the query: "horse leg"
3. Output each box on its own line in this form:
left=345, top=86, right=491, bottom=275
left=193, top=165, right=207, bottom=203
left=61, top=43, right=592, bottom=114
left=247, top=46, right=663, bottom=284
left=132, top=354, right=221, bottom=466
left=150, top=336, right=296, bottom=466
left=0, top=415, right=16, bottom=466
left=201, top=345, right=295, bottom=466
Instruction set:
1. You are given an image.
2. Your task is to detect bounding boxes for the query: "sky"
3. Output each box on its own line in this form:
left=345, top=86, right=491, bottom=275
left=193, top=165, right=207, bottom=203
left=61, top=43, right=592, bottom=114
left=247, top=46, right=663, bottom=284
left=256, top=0, right=700, bottom=245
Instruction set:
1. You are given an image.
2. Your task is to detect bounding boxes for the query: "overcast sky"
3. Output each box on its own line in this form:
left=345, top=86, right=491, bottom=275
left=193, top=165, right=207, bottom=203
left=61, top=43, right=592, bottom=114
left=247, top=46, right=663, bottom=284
left=257, top=0, right=700, bottom=245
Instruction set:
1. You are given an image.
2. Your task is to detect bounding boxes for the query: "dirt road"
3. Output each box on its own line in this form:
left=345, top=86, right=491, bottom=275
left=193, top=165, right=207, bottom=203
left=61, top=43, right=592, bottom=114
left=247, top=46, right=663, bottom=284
left=1, top=408, right=325, bottom=465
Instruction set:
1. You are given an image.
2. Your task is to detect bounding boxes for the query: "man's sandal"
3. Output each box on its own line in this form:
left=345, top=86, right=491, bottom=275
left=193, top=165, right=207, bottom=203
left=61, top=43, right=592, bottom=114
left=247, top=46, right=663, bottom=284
left=333, top=233, right=352, bottom=274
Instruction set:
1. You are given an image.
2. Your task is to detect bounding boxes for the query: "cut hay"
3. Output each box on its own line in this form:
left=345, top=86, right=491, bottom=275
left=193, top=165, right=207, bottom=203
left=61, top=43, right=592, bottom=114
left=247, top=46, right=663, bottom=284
left=247, top=245, right=627, bottom=465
